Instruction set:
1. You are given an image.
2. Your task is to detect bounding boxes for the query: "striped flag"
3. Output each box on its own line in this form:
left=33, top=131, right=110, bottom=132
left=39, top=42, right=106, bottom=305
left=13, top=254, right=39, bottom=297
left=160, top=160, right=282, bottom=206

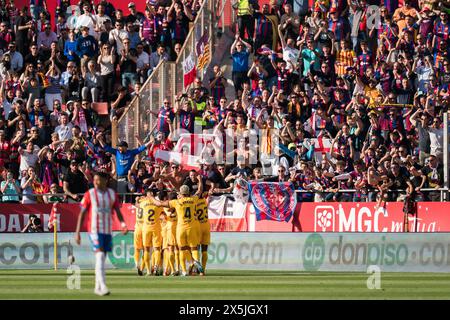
left=48, top=203, right=58, bottom=230
left=196, top=31, right=210, bottom=70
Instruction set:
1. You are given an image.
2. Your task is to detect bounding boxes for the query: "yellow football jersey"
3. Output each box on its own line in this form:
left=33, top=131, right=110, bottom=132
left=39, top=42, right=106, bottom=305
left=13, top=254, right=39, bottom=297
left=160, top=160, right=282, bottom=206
left=139, top=198, right=163, bottom=231
left=165, top=207, right=177, bottom=224
left=195, top=198, right=209, bottom=224
left=135, top=203, right=144, bottom=229
left=169, top=196, right=198, bottom=228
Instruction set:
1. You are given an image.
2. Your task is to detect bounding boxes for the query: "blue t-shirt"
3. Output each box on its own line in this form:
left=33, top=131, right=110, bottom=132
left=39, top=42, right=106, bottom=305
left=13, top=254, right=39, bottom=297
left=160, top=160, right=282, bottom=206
left=232, top=49, right=250, bottom=72
left=104, top=145, right=146, bottom=177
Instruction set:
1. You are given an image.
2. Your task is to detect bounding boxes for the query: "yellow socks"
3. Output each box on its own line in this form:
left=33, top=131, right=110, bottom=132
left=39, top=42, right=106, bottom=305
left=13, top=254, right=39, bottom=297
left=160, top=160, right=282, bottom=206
left=201, top=250, right=208, bottom=271
left=180, top=250, right=188, bottom=274
left=143, top=250, right=151, bottom=274
left=134, top=249, right=141, bottom=269
left=153, top=249, right=161, bottom=269
left=175, top=250, right=180, bottom=272
left=168, top=250, right=175, bottom=274
left=191, top=249, right=200, bottom=262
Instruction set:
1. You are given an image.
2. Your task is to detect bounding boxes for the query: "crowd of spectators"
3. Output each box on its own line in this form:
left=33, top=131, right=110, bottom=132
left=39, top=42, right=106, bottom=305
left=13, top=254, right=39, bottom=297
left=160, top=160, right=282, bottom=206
left=0, top=0, right=200, bottom=203
left=0, top=0, right=448, bottom=205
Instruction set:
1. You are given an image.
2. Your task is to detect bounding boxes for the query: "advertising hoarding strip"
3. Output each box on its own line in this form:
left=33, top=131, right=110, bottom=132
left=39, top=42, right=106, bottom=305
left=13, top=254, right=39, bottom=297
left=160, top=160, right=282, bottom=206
left=2, top=232, right=450, bottom=273
left=1, top=202, right=450, bottom=233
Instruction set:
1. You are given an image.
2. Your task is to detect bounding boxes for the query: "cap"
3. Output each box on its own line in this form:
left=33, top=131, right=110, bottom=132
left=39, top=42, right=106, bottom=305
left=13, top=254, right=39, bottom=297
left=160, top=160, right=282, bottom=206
left=421, top=6, right=431, bottom=12
left=314, top=7, right=321, bottom=12
left=288, top=142, right=296, bottom=150
left=128, top=2, right=135, bottom=7
left=329, top=7, right=337, bottom=13
left=36, top=59, right=42, bottom=64
left=179, top=185, right=190, bottom=195
left=66, top=100, right=74, bottom=106
left=38, top=116, right=45, bottom=120
left=118, top=141, right=128, bottom=148
left=70, top=159, right=78, bottom=165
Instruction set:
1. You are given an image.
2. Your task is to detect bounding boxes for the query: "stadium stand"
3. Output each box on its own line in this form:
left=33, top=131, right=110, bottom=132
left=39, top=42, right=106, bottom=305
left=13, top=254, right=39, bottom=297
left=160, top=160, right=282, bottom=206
left=0, top=0, right=448, bottom=206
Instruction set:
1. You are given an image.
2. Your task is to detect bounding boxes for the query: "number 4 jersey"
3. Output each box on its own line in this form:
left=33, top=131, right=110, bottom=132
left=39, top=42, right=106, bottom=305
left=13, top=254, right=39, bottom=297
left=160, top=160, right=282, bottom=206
left=169, top=196, right=199, bottom=229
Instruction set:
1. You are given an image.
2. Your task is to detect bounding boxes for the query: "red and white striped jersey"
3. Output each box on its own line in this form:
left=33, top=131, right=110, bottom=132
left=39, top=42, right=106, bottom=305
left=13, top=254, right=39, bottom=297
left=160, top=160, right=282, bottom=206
left=81, top=188, right=120, bottom=234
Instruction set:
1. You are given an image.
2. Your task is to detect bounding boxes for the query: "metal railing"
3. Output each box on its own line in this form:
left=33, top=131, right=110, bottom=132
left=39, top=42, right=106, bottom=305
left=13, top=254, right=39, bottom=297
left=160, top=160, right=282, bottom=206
left=4, top=187, right=447, bottom=204
left=113, top=0, right=215, bottom=150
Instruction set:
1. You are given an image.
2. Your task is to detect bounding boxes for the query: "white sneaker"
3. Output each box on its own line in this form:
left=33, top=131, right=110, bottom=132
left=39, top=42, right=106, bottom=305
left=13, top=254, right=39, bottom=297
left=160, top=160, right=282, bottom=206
left=181, top=272, right=188, bottom=277
left=94, top=287, right=110, bottom=296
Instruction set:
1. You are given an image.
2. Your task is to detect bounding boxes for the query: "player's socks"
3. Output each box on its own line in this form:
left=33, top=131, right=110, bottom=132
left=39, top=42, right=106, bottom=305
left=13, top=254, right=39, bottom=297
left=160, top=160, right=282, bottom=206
left=151, top=251, right=156, bottom=271
left=154, top=249, right=162, bottom=269
left=191, top=249, right=203, bottom=273
left=191, top=249, right=200, bottom=262
left=179, top=250, right=188, bottom=274
left=175, top=250, right=180, bottom=272
left=185, top=250, right=193, bottom=263
left=168, top=251, right=175, bottom=274
left=95, top=251, right=107, bottom=292
left=201, top=250, right=208, bottom=272
left=134, top=249, right=141, bottom=269
left=143, top=251, right=151, bottom=274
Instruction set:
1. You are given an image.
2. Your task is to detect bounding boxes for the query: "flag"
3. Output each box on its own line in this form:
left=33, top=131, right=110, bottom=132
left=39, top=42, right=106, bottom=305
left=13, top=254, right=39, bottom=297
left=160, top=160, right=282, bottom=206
left=196, top=31, right=210, bottom=70
left=48, top=203, right=57, bottom=230
left=304, top=112, right=327, bottom=136
left=183, top=52, right=197, bottom=88
left=256, top=47, right=274, bottom=55
left=303, top=113, right=316, bottom=135
left=208, top=195, right=247, bottom=231
left=248, top=182, right=297, bottom=222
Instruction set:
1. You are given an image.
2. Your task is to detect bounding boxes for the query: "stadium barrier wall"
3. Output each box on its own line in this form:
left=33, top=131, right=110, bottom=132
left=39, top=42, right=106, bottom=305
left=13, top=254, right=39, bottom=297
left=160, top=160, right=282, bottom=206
left=2, top=232, right=450, bottom=273
left=2, top=202, right=450, bottom=233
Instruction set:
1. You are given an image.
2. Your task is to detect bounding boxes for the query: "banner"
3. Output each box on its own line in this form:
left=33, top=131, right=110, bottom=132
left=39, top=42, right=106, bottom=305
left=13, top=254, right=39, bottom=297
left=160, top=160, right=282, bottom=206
left=196, top=31, right=210, bottom=71
left=3, top=232, right=450, bottom=272
left=182, top=52, right=197, bottom=88
left=248, top=182, right=297, bottom=222
left=0, top=204, right=136, bottom=233
left=154, top=133, right=221, bottom=169
left=248, top=202, right=450, bottom=232
left=208, top=195, right=247, bottom=231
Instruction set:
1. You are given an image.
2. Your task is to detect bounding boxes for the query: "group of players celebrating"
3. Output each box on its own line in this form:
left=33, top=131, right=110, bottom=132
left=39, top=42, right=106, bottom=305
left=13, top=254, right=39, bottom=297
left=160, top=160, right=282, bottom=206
left=133, top=185, right=210, bottom=277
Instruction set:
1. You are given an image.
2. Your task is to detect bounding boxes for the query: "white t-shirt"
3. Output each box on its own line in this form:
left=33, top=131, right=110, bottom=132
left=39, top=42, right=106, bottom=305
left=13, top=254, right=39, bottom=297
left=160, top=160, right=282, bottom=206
left=19, top=146, right=40, bottom=173
left=137, top=51, right=150, bottom=70
left=55, top=123, right=74, bottom=141
left=428, top=127, right=443, bottom=155
left=415, top=65, right=433, bottom=93
left=109, top=29, right=129, bottom=53
left=283, top=46, right=300, bottom=71
left=76, top=14, right=98, bottom=37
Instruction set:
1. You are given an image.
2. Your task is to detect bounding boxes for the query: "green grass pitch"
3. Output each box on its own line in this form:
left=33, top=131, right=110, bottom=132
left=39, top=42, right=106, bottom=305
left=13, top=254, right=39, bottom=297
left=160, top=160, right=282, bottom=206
left=1, top=270, right=450, bottom=299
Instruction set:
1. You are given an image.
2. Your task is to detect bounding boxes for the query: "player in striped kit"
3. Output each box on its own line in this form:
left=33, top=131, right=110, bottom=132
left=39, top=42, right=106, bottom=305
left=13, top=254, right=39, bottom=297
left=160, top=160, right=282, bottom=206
left=75, top=172, right=128, bottom=296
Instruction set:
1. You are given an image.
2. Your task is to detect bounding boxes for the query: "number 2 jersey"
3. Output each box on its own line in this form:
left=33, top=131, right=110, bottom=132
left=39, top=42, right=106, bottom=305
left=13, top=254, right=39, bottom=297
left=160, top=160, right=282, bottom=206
left=138, top=197, right=163, bottom=231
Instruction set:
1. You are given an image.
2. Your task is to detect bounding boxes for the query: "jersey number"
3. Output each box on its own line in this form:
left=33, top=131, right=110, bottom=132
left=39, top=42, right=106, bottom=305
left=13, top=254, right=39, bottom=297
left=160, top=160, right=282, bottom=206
left=197, top=209, right=204, bottom=221
left=137, top=208, right=143, bottom=219
left=147, top=209, right=155, bottom=222
left=184, top=207, right=191, bottom=220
